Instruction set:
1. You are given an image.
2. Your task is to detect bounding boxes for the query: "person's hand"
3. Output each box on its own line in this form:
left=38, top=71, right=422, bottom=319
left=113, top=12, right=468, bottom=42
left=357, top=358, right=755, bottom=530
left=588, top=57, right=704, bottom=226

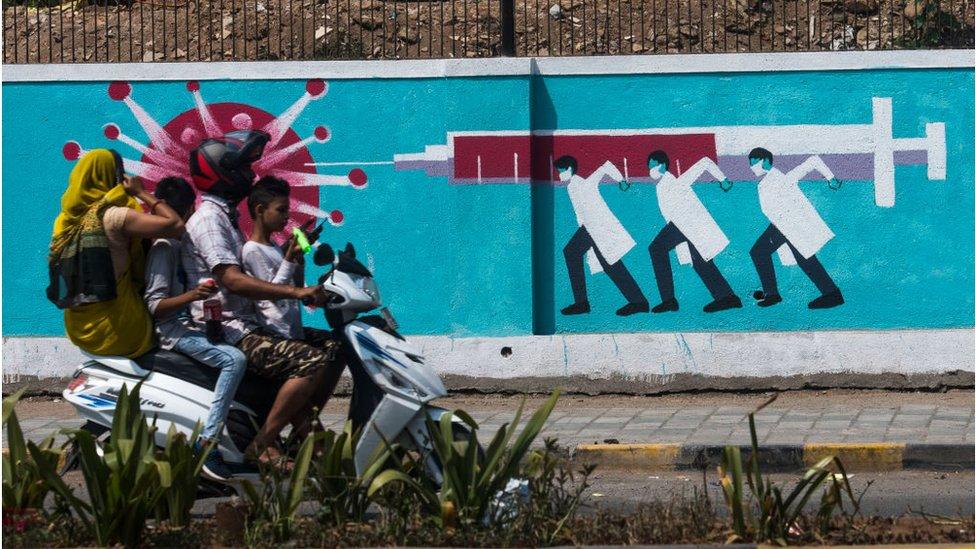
left=294, top=285, right=327, bottom=306
left=186, top=281, right=218, bottom=301
left=122, top=174, right=146, bottom=197
left=828, top=177, right=843, bottom=190
left=284, top=235, right=305, bottom=264
left=720, top=179, right=734, bottom=192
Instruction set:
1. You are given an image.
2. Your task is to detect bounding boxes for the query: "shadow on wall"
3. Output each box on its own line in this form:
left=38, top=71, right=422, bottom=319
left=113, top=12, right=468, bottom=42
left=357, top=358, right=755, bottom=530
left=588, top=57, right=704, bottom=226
left=531, top=63, right=557, bottom=336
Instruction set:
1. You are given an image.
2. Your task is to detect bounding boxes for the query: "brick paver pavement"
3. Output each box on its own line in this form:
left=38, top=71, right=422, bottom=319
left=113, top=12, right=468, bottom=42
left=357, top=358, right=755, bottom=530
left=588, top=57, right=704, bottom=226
left=13, top=391, right=973, bottom=449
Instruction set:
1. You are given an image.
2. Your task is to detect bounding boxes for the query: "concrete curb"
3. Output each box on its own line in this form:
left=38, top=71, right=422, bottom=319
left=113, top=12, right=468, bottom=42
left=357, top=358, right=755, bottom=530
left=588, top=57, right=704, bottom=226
left=573, top=442, right=975, bottom=472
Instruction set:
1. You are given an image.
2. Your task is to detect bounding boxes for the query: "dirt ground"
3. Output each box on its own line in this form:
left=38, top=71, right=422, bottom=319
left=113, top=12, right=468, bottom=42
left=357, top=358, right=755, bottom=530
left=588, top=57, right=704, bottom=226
left=4, top=0, right=973, bottom=64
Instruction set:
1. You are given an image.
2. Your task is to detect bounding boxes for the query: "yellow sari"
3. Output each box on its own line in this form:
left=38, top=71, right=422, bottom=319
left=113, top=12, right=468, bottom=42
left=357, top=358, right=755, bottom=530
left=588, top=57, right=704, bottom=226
left=52, top=150, right=155, bottom=358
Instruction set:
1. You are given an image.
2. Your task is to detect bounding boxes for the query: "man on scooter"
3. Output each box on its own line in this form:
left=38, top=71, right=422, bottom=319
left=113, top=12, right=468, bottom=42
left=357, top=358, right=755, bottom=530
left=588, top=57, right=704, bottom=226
left=182, top=130, right=339, bottom=466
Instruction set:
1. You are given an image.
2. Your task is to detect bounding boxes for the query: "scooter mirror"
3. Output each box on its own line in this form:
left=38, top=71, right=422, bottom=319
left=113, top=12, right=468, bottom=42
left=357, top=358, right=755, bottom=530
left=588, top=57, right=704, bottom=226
left=313, top=244, right=335, bottom=266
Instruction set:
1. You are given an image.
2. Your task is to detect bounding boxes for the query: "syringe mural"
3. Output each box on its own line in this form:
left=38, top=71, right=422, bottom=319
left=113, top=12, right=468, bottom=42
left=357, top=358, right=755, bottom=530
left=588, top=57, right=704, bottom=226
left=61, top=80, right=369, bottom=237
left=395, top=97, right=948, bottom=315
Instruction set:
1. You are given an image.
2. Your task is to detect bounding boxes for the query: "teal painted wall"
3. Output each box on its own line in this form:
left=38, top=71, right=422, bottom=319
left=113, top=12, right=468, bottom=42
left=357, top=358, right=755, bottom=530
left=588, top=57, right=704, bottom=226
left=2, top=66, right=972, bottom=339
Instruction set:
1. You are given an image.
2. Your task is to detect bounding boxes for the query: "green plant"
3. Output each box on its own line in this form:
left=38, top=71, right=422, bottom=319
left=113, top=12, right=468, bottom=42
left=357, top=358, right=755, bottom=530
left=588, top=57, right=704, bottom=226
left=307, top=421, right=423, bottom=527
left=510, top=438, right=595, bottom=545
left=2, top=390, right=61, bottom=513
left=153, top=423, right=213, bottom=528
left=717, top=395, right=862, bottom=545
left=421, top=391, right=561, bottom=527
left=240, top=433, right=316, bottom=543
left=30, top=383, right=172, bottom=547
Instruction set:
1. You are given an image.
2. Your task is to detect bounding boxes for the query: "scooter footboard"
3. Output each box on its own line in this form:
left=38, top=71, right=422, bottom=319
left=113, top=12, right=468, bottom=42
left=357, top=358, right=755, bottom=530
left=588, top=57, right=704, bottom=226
left=353, top=393, right=423, bottom=475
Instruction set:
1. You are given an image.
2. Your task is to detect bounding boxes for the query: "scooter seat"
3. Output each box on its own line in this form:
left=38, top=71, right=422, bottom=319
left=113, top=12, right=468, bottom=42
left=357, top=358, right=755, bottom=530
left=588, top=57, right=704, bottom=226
left=134, top=349, right=280, bottom=415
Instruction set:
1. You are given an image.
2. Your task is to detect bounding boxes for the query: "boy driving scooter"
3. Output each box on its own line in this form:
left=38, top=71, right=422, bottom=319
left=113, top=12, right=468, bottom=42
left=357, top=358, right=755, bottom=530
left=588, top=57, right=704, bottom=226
left=242, top=176, right=342, bottom=438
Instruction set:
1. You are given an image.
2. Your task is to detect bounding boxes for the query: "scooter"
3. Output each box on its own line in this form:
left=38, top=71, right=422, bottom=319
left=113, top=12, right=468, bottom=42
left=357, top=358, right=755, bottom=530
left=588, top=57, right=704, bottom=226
left=62, top=241, right=475, bottom=491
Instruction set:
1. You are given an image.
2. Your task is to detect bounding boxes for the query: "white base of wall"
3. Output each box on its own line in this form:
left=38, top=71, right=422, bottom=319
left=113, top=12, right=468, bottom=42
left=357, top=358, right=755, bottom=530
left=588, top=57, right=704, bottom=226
left=3, top=329, right=972, bottom=384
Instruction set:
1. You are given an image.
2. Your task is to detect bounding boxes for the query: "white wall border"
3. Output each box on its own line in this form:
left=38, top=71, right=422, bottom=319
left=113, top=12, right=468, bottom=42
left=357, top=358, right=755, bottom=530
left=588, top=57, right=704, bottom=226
left=3, top=50, right=972, bottom=83
left=4, top=329, right=972, bottom=382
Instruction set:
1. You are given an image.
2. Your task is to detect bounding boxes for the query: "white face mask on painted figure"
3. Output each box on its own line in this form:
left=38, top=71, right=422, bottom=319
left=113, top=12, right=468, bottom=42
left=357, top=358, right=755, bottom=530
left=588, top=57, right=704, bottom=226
left=557, top=168, right=573, bottom=182
left=647, top=161, right=665, bottom=181
left=750, top=157, right=770, bottom=177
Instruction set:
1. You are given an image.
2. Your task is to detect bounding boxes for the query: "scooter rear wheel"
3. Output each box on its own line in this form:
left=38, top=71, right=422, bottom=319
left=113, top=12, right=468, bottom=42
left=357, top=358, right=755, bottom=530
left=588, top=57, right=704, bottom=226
left=58, top=421, right=110, bottom=476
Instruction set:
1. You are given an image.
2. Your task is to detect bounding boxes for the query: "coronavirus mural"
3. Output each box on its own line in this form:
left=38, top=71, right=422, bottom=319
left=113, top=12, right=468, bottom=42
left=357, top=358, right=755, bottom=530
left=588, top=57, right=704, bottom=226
left=62, top=79, right=368, bottom=235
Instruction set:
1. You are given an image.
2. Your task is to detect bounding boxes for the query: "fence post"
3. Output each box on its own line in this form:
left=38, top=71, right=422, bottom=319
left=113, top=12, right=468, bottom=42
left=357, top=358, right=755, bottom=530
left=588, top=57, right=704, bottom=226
left=500, top=0, right=515, bottom=56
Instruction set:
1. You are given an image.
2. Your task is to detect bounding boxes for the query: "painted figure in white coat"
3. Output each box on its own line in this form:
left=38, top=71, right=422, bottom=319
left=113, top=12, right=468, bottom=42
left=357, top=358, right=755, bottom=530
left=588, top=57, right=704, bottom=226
left=747, top=147, right=844, bottom=309
left=558, top=156, right=649, bottom=317
left=646, top=151, right=742, bottom=313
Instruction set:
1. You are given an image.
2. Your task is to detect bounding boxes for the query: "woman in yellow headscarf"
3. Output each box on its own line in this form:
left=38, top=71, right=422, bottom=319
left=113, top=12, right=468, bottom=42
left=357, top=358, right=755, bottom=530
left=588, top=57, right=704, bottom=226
left=49, top=149, right=185, bottom=358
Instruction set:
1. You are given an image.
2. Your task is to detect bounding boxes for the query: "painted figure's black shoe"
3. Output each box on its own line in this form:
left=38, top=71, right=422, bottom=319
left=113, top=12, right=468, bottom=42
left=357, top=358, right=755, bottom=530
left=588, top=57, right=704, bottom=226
left=616, top=301, right=650, bottom=316
left=703, top=294, right=743, bottom=313
left=651, top=299, right=679, bottom=313
left=752, top=290, right=766, bottom=301
left=756, top=293, right=783, bottom=307
left=560, top=301, right=591, bottom=315
left=808, top=290, right=844, bottom=309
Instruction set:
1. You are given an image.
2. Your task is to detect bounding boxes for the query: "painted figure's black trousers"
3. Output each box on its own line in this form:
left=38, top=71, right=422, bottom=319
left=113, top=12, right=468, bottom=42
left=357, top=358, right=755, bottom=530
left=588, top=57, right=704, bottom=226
left=649, top=222, right=735, bottom=302
left=750, top=223, right=839, bottom=296
left=563, top=226, right=646, bottom=305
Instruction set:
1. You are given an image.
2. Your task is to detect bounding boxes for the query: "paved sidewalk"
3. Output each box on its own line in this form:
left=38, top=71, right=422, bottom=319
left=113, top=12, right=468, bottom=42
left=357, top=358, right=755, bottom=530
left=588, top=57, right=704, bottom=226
left=12, top=389, right=973, bottom=449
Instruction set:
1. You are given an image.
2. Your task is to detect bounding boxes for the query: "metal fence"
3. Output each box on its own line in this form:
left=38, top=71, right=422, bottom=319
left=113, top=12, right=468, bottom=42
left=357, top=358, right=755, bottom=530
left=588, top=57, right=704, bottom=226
left=3, top=0, right=973, bottom=63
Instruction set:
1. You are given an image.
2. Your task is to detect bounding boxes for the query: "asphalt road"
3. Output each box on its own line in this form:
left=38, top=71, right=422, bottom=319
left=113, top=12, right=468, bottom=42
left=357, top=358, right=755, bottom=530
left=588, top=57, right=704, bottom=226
left=582, top=469, right=975, bottom=518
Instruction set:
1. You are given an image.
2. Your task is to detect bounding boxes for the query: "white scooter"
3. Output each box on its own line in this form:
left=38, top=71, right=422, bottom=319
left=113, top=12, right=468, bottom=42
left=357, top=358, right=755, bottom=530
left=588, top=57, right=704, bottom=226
left=62, top=241, right=474, bottom=493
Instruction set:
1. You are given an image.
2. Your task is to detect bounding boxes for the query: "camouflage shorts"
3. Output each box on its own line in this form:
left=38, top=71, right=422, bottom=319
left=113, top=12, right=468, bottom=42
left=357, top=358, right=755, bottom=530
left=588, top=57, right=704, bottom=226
left=236, top=328, right=341, bottom=381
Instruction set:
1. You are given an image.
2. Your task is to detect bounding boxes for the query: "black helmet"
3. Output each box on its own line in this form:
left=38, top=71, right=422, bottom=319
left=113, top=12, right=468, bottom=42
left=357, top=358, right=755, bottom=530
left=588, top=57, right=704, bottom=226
left=189, top=130, right=270, bottom=204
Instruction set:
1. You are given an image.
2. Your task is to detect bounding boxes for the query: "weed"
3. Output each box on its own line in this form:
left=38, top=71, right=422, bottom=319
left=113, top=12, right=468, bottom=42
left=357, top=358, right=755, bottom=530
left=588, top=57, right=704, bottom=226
left=30, top=383, right=171, bottom=547
left=717, top=394, right=864, bottom=545
left=153, top=424, right=213, bottom=528
left=2, top=390, right=61, bottom=514
left=240, top=432, right=316, bottom=543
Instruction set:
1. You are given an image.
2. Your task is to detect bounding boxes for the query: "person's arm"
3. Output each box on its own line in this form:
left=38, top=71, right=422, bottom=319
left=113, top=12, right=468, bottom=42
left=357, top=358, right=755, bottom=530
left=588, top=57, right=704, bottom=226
left=154, top=283, right=216, bottom=319
left=789, top=155, right=836, bottom=182
left=282, top=237, right=305, bottom=287
left=242, top=243, right=298, bottom=286
left=588, top=160, right=624, bottom=184
left=212, top=264, right=321, bottom=303
left=681, top=157, right=725, bottom=184
left=121, top=175, right=184, bottom=239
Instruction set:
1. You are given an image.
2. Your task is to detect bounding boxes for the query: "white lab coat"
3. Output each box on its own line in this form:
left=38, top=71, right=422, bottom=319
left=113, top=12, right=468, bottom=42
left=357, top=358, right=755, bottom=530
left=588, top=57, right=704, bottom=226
left=656, top=158, right=730, bottom=263
left=566, top=161, right=635, bottom=274
left=757, top=157, right=835, bottom=260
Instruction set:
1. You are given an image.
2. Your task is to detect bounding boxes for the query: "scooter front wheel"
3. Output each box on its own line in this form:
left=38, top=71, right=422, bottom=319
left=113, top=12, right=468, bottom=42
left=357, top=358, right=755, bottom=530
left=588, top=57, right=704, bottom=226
left=58, top=420, right=110, bottom=476
left=431, top=421, right=486, bottom=469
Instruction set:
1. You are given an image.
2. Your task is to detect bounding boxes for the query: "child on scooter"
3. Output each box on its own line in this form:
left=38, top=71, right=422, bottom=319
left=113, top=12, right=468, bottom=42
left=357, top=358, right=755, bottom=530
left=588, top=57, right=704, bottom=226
left=243, top=176, right=341, bottom=432
left=144, top=177, right=248, bottom=481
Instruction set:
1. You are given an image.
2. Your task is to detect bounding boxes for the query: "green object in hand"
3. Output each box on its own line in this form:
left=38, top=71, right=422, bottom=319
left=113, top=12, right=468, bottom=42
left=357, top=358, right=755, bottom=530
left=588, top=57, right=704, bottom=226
left=293, top=227, right=312, bottom=254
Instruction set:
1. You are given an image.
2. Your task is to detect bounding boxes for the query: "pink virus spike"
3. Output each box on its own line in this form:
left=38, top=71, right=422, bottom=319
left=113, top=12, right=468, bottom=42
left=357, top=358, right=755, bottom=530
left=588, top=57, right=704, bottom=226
left=262, top=80, right=328, bottom=150
left=120, top=155, right=172, bottom=181
left=254, top=126, right=331, bottom=171
left=272, top=169, right=354, bottom=187
left=62, top=141, right=85, bottom=161
left=290, top=198, right=333, bottom=221
left=108, top=81, right=181, bottom=155
left=103, top=123, right=184, bottom=172
left=232, top=113, right=253, bottom=130
left=187, top=81, right=223, bottom=138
